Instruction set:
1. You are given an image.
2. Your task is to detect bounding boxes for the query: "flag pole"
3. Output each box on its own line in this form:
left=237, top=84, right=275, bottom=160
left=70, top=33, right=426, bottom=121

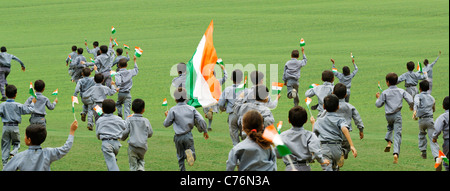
left=285, top=154, right=297, bottom=171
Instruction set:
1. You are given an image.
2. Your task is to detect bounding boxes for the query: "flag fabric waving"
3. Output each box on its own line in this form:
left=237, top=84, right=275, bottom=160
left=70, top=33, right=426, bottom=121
left=309, top=83, right=319, bottom=89
left=111, top=26, right=116, bottom=34
left=123, top=44, right=130, bottom=50
left=162, top=98, right=168, bottom=106
left=52, top=89, right=58, bottom=95
left=417, top=61, right=423, bottom=72
left=185, top=20, right=222, bottom=108
left=299, top=38, right=305, bottom=47
left=94, top=105, right=103, bottom=116
left=262, top=124, right=292, bottom=156
left=271, top=82, right=283, bottom=95
left=276, top=121, right=283, bottom=134
left=29, top=82, right=36, bottom=98
left=135, top=47, right=143, bottom=57
left=71, top=96, right=78, bottom=113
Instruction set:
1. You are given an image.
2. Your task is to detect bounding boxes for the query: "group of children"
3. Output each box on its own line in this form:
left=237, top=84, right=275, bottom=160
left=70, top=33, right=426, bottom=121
left=0, top=40, right=447, bottom=172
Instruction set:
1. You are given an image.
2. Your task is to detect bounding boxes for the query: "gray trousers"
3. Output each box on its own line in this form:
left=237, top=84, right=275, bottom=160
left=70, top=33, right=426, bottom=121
left=0, top=67, right=11, bottom=98
left=82, top=97, right=94, bottom=128
left=286, top=79, right=299, bottom=106
left=128, top=145, right=146, bottom=171
left=418, top=118, right=440, bottom=158
left=228, top=113, right=240, bottom=146
left=405, top=86, right=418, bottom=101
left=443, top=139, right=449, bottom=171
left=385, top=111, right=403, bottom=156
left=285, top=162, right=311, bottom=171
left=173, top=132, right=195, bottom=171
left=29, top=114, right=46, bottom=127
left=101, top=139, right=121, bottom=171
left=1, top=125, right=20, bottom=166
left=116, top=92, right=132, bottom=119
left=320, top=143, right=342, bottom=171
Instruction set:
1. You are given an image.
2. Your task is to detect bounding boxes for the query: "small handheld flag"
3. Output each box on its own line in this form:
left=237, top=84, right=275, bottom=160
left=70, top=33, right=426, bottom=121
left=262, top=124, right=295, bottom=170
left=135, top=46, right=143, bottom=57
left=113, top=38, right=119, bottom=46
left=299, top=38, right=305, bottom=47
left=235, top=76, right=248, bottom=94
left=309, top=83, right=319, bottom=89
left=378, top=81, right=383, bottom=92
left=68, top=55, right=72, bottom=64
left=351, top=52, right=354, bottom=58
left=276, top=121, right=283, bottom=134
left=123, top=44, right=130, bottom=50
left=52, top=89, right=58, bottom=96
left=216, top=58, right=224, bottom=66
left=111, top=26, right=116, bottom=34
left=332, top=68, right=338, bottom=73
left=90, top=57, right=95, bottom=63
left=305, top=97, right=314, bottom=117
left=271, top=82, right=283, bottom=95
left=29, top=82, right=36, bottom=98
left=417, top=61, right=423, bottom=72
left=162, top=98, right=168, bottom=111
left=94, top=105, right=103, bottom=116
left=72, top=96, right=79, bottom=120
left=435, top=150, right=449, bottom=169
left=110, top=70, right=117, bottom=77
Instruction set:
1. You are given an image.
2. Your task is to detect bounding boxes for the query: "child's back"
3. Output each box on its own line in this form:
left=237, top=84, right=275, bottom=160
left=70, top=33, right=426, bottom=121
left=122, top=114, right=152, bottom=150
left=163, top=101, right=207, bottom=135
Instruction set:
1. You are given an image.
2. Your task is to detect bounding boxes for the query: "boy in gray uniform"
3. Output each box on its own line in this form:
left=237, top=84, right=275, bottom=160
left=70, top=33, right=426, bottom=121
left=88, top=38, right=115, bottom=88
left=397, top=61, right=427, bottom=99
left=305, top=70, right=335, bottom=116
left=96, top=99, right=127, bottom=171
left=376, top=72, right=414, bottom=164
left=66, top=45, right=77, bottom=79
left=282, top=48, right=307, bottom=106
left=0, top=85, right=35, bottom=166
left=74, top=68, right=96, bottom=128
left=85, top=41, right=100, bottom=59
left=203, top=63, right=227, bottom=131
left=277, top=106, right=329, bottom=171
left=422, top=51, right=441, bottom=94
left=115, top=55, right=139, bottom=119
left=412, top=80, right=439, bottom=160
left=236, top=85, right=275, bottom=130
left=0, top=46, right=26, bottom=101
left=121, top=99, right=153, bottom=171
left=112, top=48, right=130, bottom=71
left=24, top=80, right=57, bottom=127
left=69, top=48, right=88, bottom=83
left=313, top=94, right=357, bottom=171
left=3, top=120, right=78, bottom=171
left=83, top=73, right=118, bottom=130
left=432, top=96, right=449, bottom=171
left=163, top=87, right=209, bottom=171
left=218, top=69, right=244, bottom=146
left=331, top=57, right=358, bottom=102
left=332, top=83, right=364, bottom=167
left=239, top=70, right=279, bottom=109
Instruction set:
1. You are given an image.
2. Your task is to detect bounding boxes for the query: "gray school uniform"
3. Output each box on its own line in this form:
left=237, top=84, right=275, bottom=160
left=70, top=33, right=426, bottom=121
left=74, top=76, right=96, bottom=127
left=414, top=92, right=439, bottom=158
left=86, top=46, right=100, bottom=59
left=397, top=71, right=427, bottom=99
left=278, top=126, right=325, bottom=171
left=0, top=99, right=34, bottom=166
left=219, top=84, right=243, bottom=146
left=226, top=138, right=277, bottom=171
left=115, top=61, right=138, bottom=118
left=241, top=86, right=278, bottom=109
left=172, top=73, right=186, bottom=88
left=2, top=135, right=74, bottom=171
left=121, top=114, right=152, bottom=171
left=0, top=52, right=25, bottom=98
left=83, top=83, right=117, bottom=127
left=334, top=98, right=364, bottom=158
left=282, top=55, right=307, bottom=106
left=24, top=92, right=56, bottom=127
left=432, top=110, right=449, bottom=171
left=333, top=63, right=358, bottom=102
left=94, top=43, right=115, bottom=87
left=236, top=101, right=275, bottom=129
left=163, top=102, right=207, bottom=171
left=305, top=82, right=334, bottom=114
left=69, top=55, right=87, bottom=82
left=313, top=112, right=347, bottom=171
left=112, top=54, right=130, bottom=69
left=96, top=113, right=127, bottom=171
left=423, top=55, right=439, bottom=93
left=376, top=85, right=414, bottom=156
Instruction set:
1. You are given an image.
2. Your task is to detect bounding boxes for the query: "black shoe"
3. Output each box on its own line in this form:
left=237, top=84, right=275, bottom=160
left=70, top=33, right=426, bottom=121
left=80, top=113, right=86, bottom=122
left=311, top=104, right=319, bottom=110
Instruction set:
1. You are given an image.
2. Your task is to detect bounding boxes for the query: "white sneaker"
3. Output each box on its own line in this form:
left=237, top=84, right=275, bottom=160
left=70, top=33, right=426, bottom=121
left=185, top=149, right=195, bottom=166
left=291, top=89, right=297, bottom=98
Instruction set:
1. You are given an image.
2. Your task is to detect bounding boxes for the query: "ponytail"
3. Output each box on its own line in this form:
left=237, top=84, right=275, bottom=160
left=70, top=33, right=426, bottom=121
left=243, top=110, right=272, bottom=149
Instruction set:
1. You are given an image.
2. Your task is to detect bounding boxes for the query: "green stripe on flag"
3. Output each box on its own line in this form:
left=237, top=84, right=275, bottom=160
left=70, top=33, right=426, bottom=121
left=276, top=145, right=292, bottom=156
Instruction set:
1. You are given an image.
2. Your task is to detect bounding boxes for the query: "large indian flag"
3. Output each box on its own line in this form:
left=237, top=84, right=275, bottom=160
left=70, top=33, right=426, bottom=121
left=186, top=20, right=221, bottom=108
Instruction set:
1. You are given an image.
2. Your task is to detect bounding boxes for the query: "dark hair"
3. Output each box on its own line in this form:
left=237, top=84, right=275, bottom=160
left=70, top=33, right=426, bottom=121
left=419, top=80, right=429, bottom=92
left=5, top=85, right=17, bottom=98
left=100, top=45, right=108, bottom=54
left=322, top=70, right=334, bottom=82
left=289, top=106, right=307, bottom=127
left=96, top=50, right=101, bottom=56
left=342, top=66, right=350, bottom=76
left=77, top=47, right=83, bottom=54
left=34, top=80, right=45, bottom=92
left=243, top=110, right=271, bottom=149
left=232, top=69, right=243, bottom=84
left=82, top=67, right=91, bottom=77
left=255, top=84, right=269, bottom=101
left=132, top=98, right=145, bottom=113
left=72, top=45, right=77, bottom=51
left=177, top=62, right=186, bottom=74
left=0, top=46, right=6, bottom=52
left=386, top=72, right=398, bottom=85
left=323, top=94, right=339, bottom=112
left=116, top=48, right=123, bottom=55
left=250, top=70, right=264, bottom=85
left=94, top=73, right=104, bottom=83
left=26, top=124, right=47, bottom=145
left=406, top=61, right=415, bottom=71
left=443, top=96, right=449, bottom=110
left=333, top=83, right=347, bottom=99
left=102, top=99, right=116, bottom=114
left=291, top=50, right=299, bottom=58
left=118, top=58, right=128, bottom=68
left=423, top=59, right=429, bottom=66
left=93, top=41, right=99, bottom=47
left=174, top=87, right=187, bottom=103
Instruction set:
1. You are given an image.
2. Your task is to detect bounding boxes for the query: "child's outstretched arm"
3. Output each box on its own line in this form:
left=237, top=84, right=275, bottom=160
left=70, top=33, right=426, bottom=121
left=341, top=126, right=357, bottom=158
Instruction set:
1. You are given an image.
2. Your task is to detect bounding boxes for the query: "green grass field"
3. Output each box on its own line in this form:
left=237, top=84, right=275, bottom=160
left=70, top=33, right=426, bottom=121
left=0, top=0, right=448, bottom=171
